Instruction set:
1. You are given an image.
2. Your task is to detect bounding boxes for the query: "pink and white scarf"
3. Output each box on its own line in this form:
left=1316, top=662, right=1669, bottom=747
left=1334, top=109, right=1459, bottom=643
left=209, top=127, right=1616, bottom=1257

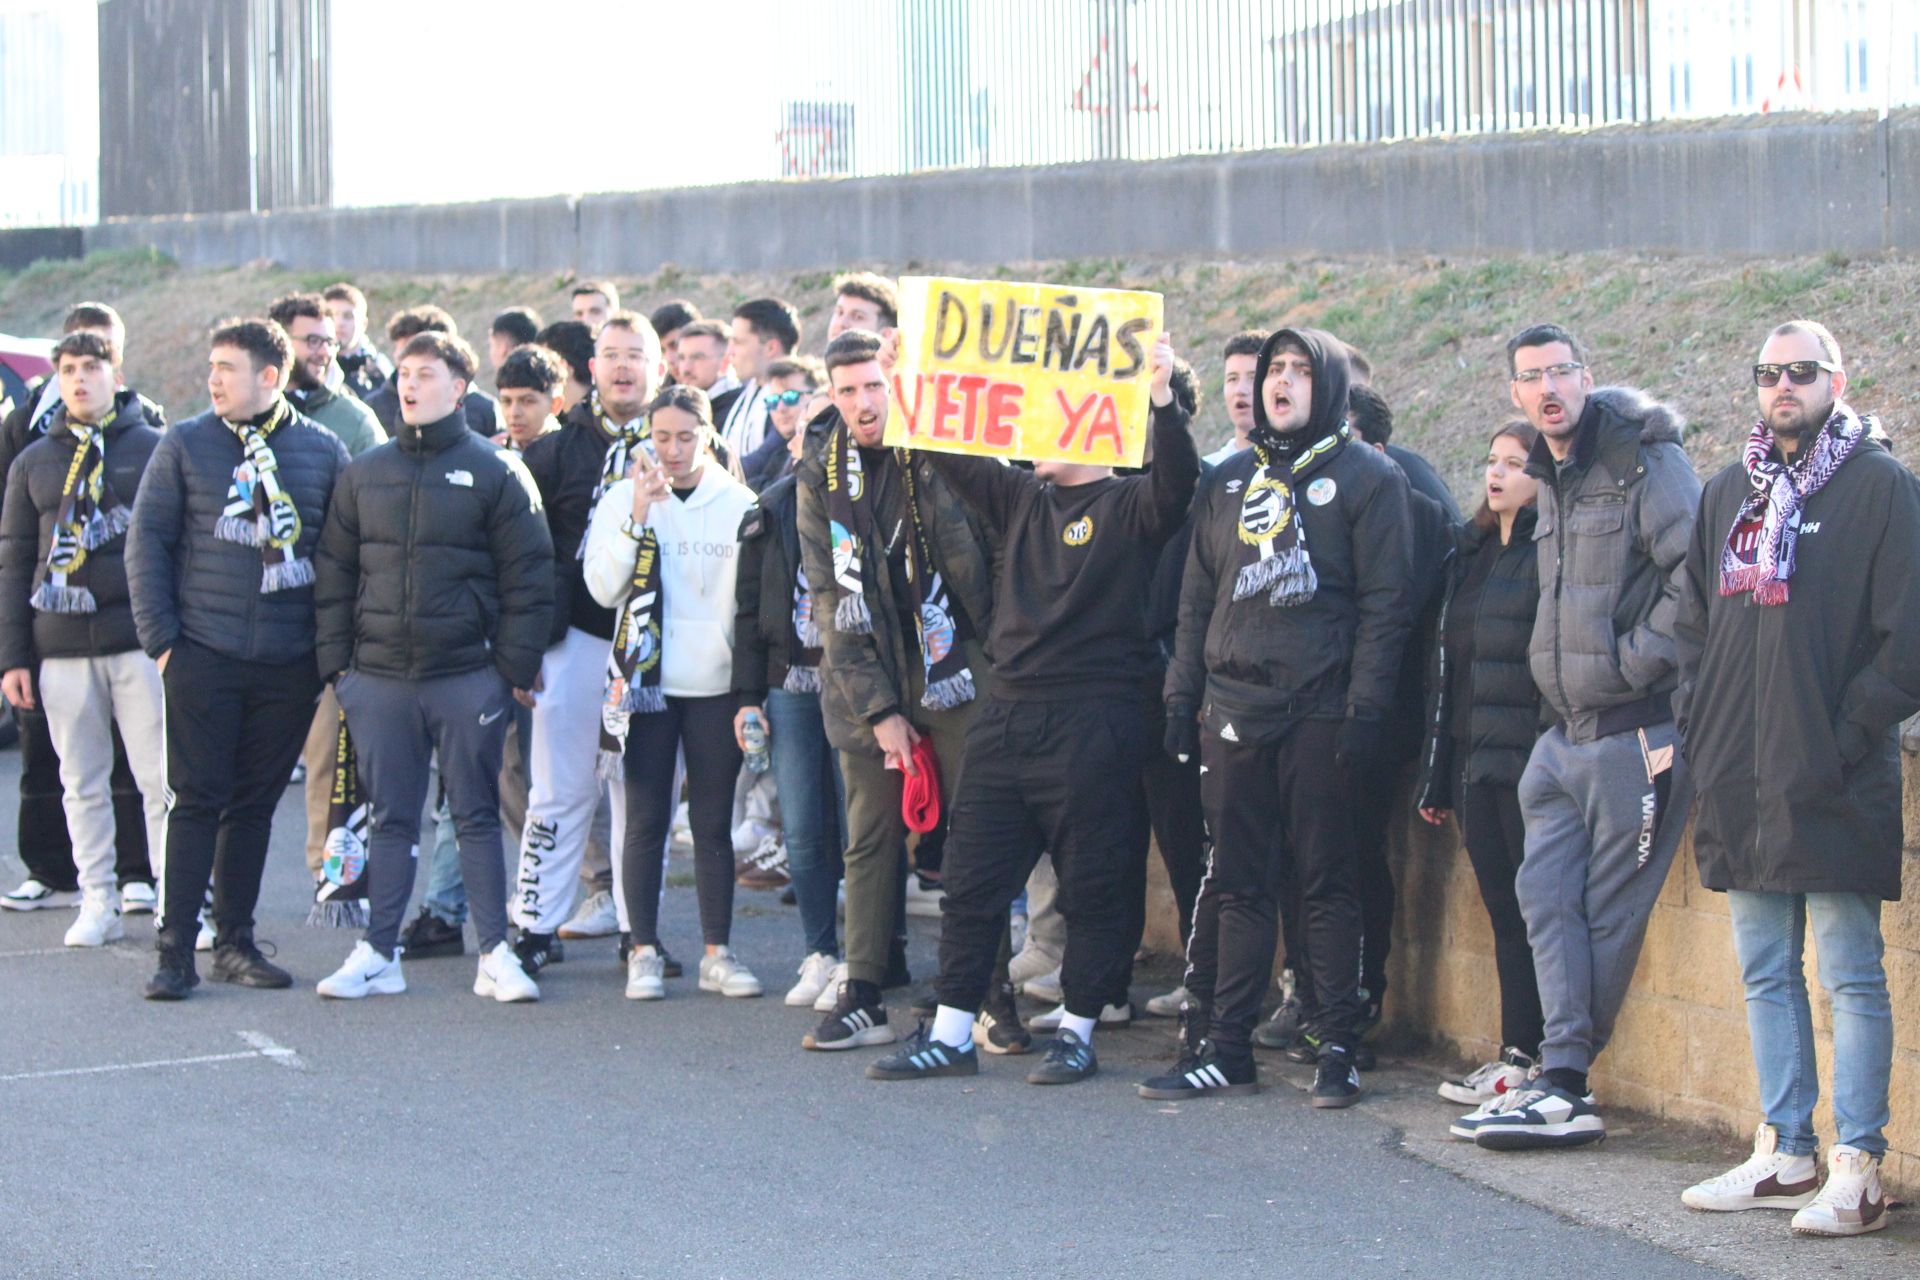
left=1719, top=402, right=1869, bottom=606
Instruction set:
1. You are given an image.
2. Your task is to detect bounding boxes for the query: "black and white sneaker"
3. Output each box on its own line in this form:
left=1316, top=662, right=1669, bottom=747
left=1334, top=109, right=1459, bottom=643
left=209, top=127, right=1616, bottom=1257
left=973, top=987, right=1033, bottom=1055
left=1284, top=1031, right=1376, bottom=1072
left=866, top=1023, right=978, bottom=1081
left=803, top=982, right=896, bottom=1051
left=1471, top=1085, right=1605, bottom=1150
left=512, top=930, right=561, bottom=975
left=1026, top=1029, right=1098, bottom=1085
left=1137, top=1048, right=1259, bottom=1100
left=0, top=878, right=80, bottom=912
left=1311, top=1044, right=1364, bottom=1109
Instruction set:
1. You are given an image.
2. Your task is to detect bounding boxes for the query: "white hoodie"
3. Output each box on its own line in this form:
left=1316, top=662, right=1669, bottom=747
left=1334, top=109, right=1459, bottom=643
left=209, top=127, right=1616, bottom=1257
left=583, top=463, right=757, bottom=699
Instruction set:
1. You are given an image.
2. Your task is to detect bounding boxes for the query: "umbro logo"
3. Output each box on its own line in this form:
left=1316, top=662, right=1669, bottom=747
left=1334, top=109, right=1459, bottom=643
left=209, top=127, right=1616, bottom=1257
left=1225, top=479, right=1244, bottom=493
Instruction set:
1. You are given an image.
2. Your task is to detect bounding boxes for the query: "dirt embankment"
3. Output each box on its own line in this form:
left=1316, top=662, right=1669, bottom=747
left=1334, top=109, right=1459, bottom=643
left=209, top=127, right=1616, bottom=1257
left=5, top=247, right=1917, bottom=504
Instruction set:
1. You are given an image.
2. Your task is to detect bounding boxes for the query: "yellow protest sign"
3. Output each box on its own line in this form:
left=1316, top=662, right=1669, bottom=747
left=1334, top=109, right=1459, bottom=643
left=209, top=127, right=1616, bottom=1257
left=885, top=276, right=1163, bottom=467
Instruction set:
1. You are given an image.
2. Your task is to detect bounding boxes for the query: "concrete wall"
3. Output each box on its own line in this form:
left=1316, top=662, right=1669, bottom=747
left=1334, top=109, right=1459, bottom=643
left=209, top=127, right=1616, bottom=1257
left=1141, top=748, right=1920, bottom=1194
left=83, top=110, right=1920, bottom=274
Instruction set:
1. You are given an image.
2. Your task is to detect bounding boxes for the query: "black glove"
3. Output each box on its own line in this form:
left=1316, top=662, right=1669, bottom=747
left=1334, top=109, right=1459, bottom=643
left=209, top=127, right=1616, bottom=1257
left=1164, top=700, right=1200, bottom=763
left=1335, top=713, right=1388, bottom=775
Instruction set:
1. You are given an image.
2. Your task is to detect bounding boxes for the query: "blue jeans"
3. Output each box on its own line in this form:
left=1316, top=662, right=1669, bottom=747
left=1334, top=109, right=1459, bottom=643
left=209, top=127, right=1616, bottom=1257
left=766, top=687, right=845, bottom=957
left=1726, top=889, right=1892, bottom=1156
left=423, top=769, right=466, bottom=926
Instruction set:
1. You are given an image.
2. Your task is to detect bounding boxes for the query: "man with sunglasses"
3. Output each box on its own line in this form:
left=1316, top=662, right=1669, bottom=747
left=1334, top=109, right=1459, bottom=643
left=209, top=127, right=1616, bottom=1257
left=739, top=358, right=823, bottom=493
left=1672, top=322, right=1920, bottom=1235
left=1459, top=323, right=1699, bottom=1151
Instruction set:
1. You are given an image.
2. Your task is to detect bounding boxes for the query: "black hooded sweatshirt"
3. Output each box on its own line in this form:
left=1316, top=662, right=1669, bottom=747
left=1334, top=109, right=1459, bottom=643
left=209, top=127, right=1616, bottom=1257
left=1165, top=327, right=1413, bottom=740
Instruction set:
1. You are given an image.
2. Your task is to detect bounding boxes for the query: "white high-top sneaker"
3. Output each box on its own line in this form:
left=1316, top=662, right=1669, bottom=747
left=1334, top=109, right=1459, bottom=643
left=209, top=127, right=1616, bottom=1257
left=316, top=941, right=406, bottom=999
left=698, top=947, right=763, bottom=998
left=475, top=941, right=540, bottom=1003
left=1438, top=1047, right=1537, bottom=1106
left=785, top=951, right=839, bottom=1007
left=1682, top=1123, right=1819, bottom=1211
left=1790, top=1145, right=1889, bottom=1236
left=64, top=892, right=124, bottom=947
left=625, top=946, right=665, bottom=1001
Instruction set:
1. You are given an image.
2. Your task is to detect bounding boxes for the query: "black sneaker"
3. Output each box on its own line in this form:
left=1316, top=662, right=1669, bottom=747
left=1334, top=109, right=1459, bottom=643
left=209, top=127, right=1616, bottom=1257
left=398, top=908, right=465, bottom=958
left=513, top=930, right=559, bottom=975
left=1286, top=1030, right=1376, bottom=1071
left=804, top=981, right=896, bottom=1051
left=973, top=987, right=1033, bottom=1056
left=144, top=949, right=199, bottom=1001
left=1137, top=1047, right=1259, bottom=1099
left=210, top=935, right=292, bottom=989
left=1470, top=1085, right=1605, bottom=1150
left=1026, top=1029, right=1098, bottom=1085
left=1311, top=1044, right=1364, bottom=1109
left=866, top=1023, right=978, bottom=1081
left=1253, top=993, right=1311, bottom=1051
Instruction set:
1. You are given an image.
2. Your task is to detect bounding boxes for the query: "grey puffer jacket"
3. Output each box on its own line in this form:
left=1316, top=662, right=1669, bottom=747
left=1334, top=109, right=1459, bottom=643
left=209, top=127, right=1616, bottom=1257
left=126, top=402, right=351, bottom=664
left=1526, top=387, right=1700, bottom=743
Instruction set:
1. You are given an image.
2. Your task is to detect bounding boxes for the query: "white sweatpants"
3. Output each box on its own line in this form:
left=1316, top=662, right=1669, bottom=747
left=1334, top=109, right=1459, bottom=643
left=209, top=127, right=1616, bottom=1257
left=513, top=627, right=628, bottom=934
left=39, top=650, right=169, bottom=900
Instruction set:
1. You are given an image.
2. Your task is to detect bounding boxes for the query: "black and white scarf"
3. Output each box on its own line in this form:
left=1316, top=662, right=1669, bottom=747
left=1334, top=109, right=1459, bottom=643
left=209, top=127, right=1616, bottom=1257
left=823, top=420, right=871, bottom=633
left=216, top=398, right=312, bottom=593
left=32, top=407, right=129, bottom=615
left=783, top=578, right=823, bottom=693
left=1720, top=402, right=1869, bottom=607
left=578, top=389, right=649, bottom=560
left=308, top=711, right=371, bottom=928
left=900, top=458, right=976, bottom=709
left=598, top=523, right=666, bottom=780
left=1232, top=424, right=1349, bottom=607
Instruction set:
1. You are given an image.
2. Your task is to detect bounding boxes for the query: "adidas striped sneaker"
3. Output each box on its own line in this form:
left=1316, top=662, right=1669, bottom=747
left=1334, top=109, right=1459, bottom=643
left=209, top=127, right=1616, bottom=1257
left=802, top=981, right=896, bottom=1051
left=1136, top=1048, right=1260, bottom=1100
left=865, top=1024, right=979, bottom=1081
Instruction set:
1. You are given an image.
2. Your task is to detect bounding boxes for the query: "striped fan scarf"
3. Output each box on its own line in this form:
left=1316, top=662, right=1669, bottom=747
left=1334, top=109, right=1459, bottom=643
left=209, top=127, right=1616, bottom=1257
left=598, top=524, right=666, bottom=780
left=32, top=405, right=130, bottom=615
left=308, top=710, right=371, bottom=928
left=216, top=398, right=313, bottom=593
left=783, top=577, right=823, bottom=693
left=1232, top=423, right=1349, bottom=607
left=1719, top=402, right=1868, bottom=607
left=577, top=390, right=649, bottom=560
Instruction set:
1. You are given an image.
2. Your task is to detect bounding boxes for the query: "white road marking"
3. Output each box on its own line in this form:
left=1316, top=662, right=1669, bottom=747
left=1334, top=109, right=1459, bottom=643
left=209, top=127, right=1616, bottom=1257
left=0, top=943, right=146, bottom=961
left=0, top=1031, right=305, bottom=1082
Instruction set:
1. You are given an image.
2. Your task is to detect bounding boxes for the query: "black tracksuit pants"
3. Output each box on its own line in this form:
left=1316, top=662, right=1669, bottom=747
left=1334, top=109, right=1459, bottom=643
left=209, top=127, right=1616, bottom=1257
left=936, top=695, right=1148, bottom=1018
left=15, top=666, right=152, bottom=891
left=1205, top=717, right=1362, bottom=1061
left=1459, top=758, right=1545, bottom=1059
left=1276, top=756, right=1400, bottom=1014
left=1141, top=694, right=1207, bottom=949
left=156, top=641, right=321, bottom=952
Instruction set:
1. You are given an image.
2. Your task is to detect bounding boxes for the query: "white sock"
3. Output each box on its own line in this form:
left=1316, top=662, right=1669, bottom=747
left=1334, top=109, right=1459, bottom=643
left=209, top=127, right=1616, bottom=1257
left=930, top=1004, right=976, bottom=1048
left=1059, top=1011, right=1097, bottom=1043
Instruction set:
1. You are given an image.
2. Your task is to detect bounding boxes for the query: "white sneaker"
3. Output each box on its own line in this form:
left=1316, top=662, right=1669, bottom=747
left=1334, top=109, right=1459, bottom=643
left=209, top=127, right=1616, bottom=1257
left=812, top=961, right=848, bottom=1012
left=1029, top=1001, right=1132, bottom=1031
left=670, top=801, right=693, bottom=850
left=63, top=894, right=124, bottom=947
left=1008, top=944, right=1060, bottom=988
left=195, top=919, right=214, bottom=952
left=785, top=951, right=839, bottom=1007
left=904, top=876, right=944, bottom=918
left=316, top=941, right=406, bottom=999
left=1022, top=966, right=1064, bottom=1004
left=0, top=878, right=79, bottom=911
left=1790, top=1145, right=1890, bottom=1236
left=120, top=882, right=157, bottom=915
left=475, top=941, right=540, bottom=1003
left=1438, top=1047, right=1536, bottom=1106
left=625, top=946, right=666, bottom=1000
left=1682, top=1123, right=1819, bottom=1212
left=558, top=888, right=619, bottom=939
left=1144, top=985, right=1190, bottom=1018
left=698, top=947, right=763, bottom=998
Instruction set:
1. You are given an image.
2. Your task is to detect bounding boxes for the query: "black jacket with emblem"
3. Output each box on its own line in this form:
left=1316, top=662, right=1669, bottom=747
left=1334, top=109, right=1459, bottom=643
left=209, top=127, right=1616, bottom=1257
left=1674, top=421, right=1920, bottom=900
left=314, top=408, right=554, bottom=688
left=1166, top=328, right=1413, bottom=736
left=127, top=401, right=349, bottom=665
left=793, top=406, right=996, bottom=755
left=732, top=466, right=806, bottom=704
left=1526, top=386, right=1699, bottom=743
left=0, top=392, right=162, bottom=669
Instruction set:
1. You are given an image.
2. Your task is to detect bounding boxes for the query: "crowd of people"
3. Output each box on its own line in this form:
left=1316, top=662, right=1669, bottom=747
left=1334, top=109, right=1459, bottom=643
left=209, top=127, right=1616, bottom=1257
left=0, top=272, right=1913, bottom=1238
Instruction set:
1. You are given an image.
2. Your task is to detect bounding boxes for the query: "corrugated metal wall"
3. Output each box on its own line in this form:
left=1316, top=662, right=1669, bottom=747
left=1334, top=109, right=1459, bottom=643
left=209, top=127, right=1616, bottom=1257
left=98, top=0, right=328, bottom=218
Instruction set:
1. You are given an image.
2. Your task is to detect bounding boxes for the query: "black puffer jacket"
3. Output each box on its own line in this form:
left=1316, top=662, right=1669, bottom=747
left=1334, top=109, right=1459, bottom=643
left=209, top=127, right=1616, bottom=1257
left=314, top=409, right=553, bottom=688
left=520, top=401, right=629, bottom=647
left=1, top=379, right=166, bottom=498
left=126, top=402, right=349, bottom=664
left=0, top=393, right=162, bottom=669
left=732, top=471, right=805, bottom=704
left=1165, top=327, right=1412, bottom=737
left=1414, top=508, right=1541, bottom=810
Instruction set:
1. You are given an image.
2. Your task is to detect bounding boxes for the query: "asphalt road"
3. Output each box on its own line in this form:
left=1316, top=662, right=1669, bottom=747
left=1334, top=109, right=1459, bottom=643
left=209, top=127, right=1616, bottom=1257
left=0, top=749, right=1737, bottom=1280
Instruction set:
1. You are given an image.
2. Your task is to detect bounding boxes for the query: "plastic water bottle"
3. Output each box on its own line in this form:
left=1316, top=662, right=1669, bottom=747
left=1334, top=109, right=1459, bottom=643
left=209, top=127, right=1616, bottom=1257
left=742, top=710, right=771, bottom=774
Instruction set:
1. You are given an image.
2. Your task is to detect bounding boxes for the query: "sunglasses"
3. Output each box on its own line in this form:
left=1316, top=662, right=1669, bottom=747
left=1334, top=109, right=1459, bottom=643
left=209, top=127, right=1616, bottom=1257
left=762, top=388, right=809, bottom=408
left=1753, top=360, right=1839, bottom=387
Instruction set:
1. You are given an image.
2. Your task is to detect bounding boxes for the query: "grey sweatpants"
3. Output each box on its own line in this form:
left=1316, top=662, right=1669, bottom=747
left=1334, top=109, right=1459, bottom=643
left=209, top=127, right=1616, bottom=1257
left=1516, top=721, right=1689, bottom=1076
left=335, top=664, right=515, bottom=957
